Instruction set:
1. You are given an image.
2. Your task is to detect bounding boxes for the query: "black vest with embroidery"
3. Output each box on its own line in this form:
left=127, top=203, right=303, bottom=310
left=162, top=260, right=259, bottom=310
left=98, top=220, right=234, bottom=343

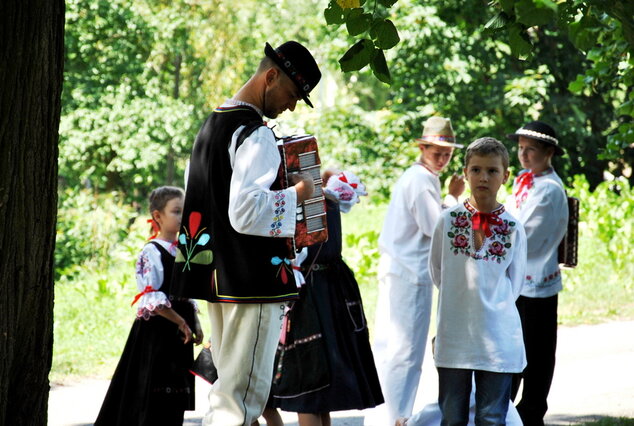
left=171, top=106, right=298, bottom=303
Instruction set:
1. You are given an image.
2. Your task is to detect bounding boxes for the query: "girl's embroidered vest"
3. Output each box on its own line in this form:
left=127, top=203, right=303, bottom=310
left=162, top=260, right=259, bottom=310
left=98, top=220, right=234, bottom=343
left=171, top=106, right=298, bottom=303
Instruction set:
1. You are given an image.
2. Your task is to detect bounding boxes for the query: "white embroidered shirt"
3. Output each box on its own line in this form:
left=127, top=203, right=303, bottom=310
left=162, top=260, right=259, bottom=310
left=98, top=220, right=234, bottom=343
left=506, top=169, right=568, bottom=298
left=430, top=201, right=527, bottom=373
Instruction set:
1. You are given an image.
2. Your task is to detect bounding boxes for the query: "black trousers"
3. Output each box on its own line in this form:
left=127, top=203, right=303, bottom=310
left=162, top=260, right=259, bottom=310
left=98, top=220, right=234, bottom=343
left=511, top=294, right=558, bottom=426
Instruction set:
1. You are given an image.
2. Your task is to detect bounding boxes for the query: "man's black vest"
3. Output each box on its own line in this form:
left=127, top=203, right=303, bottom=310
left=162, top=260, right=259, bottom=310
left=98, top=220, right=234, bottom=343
left=171, top=105, right=298, bottom=303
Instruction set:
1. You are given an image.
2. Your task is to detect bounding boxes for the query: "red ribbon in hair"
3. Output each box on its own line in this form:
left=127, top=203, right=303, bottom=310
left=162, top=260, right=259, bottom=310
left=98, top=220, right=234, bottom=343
left=147, top=218, right=159, bottom=240
left=471, top=212, right=503, bottom=238
left=131, top=285, right=158, bottom=306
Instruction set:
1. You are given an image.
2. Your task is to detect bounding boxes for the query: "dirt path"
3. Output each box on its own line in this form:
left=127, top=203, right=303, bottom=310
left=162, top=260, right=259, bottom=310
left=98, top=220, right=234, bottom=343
left=48, top=321, right=634, bottom=425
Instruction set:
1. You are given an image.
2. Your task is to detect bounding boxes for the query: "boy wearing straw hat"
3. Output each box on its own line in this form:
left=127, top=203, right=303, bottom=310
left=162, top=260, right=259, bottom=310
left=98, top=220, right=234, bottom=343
left=370, top=117, right=465, bottom=425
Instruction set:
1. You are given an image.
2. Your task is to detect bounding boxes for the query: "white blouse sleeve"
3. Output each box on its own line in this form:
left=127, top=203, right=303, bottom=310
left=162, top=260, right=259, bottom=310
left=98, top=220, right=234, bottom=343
left=522, top=184, right=568, bottom=256
left=134, top=244, right=171, bottom=319
left=429, top=214, right=445, bottom=288
left=507, top=223, right=528, bottom=300
left=228, top=126, right=298, bottom=237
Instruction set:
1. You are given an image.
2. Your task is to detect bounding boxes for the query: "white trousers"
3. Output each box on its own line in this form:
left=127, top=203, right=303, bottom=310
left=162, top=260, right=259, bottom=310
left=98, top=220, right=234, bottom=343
left=203, top=302, right=284, bottom=426
left=370, top=273, right=433, bottom=425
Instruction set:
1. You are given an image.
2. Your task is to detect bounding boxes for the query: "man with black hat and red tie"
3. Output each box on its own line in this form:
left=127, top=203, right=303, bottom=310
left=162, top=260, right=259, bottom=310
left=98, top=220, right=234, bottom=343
left=505, top=120, right=568, bottom=426
left=171, top=41, right=321, bottom=425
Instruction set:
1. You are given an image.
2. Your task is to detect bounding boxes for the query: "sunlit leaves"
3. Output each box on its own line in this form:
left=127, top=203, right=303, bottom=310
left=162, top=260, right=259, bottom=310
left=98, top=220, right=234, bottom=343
left=324, top=0, right=400, bottom=84
left=340, top=39, right=375, bottom=72
left=370, top=19, right=400, bottom=49
left=514, top=0, right=556, bottom=27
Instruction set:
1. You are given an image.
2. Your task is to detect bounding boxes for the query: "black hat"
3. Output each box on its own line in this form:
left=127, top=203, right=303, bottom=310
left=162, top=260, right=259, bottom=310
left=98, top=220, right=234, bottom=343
left=264, top=41, right=321, bottom=108
left=507, top=120, right=565, bottom=156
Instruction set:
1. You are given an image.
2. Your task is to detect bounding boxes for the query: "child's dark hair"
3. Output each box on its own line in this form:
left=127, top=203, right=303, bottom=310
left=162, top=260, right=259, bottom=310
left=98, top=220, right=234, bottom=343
left=464, top=137, right=510, bottom=169
left=149, top=186, right=184, bottom=214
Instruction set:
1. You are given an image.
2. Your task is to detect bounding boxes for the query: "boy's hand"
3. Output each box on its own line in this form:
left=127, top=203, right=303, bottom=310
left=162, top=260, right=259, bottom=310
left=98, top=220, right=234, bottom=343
left=448, top=174, right=465, bottom=198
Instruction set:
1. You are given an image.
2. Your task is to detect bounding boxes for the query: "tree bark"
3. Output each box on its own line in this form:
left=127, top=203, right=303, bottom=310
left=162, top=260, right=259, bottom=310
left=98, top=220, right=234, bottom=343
left=0, top=1, right=65, bottom=425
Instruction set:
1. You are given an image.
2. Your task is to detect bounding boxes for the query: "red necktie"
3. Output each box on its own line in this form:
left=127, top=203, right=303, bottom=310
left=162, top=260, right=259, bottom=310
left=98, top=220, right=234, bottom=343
left=472, top=212, right=503, bottom=238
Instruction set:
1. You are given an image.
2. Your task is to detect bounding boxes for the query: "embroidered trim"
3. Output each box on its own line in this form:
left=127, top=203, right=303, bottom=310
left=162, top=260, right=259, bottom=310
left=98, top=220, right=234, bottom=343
left=447, top=202, right=514, bottom=263
left=136, top=300, right=172, bottom=320
left=270, top=191, right=286, bottom=236
left=515, top=128, right=559, bottom=144
left=526, top=270, right=561, bottom=287
left=514, top=168, right=554, bottom=208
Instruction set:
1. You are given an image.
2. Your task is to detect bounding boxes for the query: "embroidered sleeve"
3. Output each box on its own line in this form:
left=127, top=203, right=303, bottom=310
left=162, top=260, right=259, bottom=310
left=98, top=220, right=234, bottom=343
left=134, top=244, right=171, bottom=319
left=521, top=183, right=568, bottom=256
left=507, top=222, right=528, bottom=300
left=228, top=126, right=297, bottom=237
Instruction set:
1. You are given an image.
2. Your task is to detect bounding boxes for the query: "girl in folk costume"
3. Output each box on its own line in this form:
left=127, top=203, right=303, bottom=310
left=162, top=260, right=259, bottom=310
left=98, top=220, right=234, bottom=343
left=505, top=121, right=568, bottom=426
left=95, top=186, right=203, bottom=426
left=268, top=170, right=384, bottom=426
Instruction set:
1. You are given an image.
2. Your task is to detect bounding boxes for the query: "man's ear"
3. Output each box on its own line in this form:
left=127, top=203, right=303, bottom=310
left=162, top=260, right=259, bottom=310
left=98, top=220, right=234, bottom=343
left=265, top=67, right=279, bottom=86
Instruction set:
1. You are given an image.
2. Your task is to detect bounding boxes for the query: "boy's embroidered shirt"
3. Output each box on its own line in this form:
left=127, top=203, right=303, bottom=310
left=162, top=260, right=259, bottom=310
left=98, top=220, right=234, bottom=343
left=429, top=202, right=527, bottom=373
left=227, top=118, right=298, bottom=238
left=447, top=201, right=515, bottom=263
left=506, top=168, right=568, bottom=298
left=378, top=164, right=443, bottom=285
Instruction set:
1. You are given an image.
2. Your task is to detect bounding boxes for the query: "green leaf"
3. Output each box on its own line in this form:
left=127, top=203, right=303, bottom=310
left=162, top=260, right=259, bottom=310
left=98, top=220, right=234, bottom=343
left=568, top=15, right=600, bottom=52
left=484, top=11, right=510, bottom=31
left=339, top=39, right=375, bottom=72
left=325, top=1, right=345, bottom=25
left=499, top=0, right=515, bottom=14
left=508, top=25, right=532, bottom=58
left=377, top=0, right=398, bottom=6
left=191, top=250, right=213, bottom=265
left=370, top=48, right=392, bottom=84
left=568, top=74, right=586, bottom=94
left=515, top=0, right=557, bottom=27
left=370, top=19, right=400, bottom=49
left=346, top=9, right=372, bottom=36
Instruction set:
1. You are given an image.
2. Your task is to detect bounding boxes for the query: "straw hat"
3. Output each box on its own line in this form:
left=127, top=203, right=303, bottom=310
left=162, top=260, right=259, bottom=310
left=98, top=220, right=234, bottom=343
left=507, top=121, right=565, bottom=156
left=415, top=117, right=463, bottom=148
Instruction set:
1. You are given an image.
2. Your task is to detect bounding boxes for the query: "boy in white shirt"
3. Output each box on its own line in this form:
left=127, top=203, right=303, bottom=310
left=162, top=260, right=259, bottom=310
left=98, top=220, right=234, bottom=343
left=505, top=121, right=568, bottom=425
left=370, top=117, right=464, bottom=425
left=429, top=137, right=527, bottom=425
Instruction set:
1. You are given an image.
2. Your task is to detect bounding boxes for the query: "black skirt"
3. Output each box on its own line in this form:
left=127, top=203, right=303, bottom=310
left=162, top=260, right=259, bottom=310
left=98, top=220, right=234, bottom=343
left=270, top=200, right=384, bottom=413
left=95, top=300, right=195, bottom=426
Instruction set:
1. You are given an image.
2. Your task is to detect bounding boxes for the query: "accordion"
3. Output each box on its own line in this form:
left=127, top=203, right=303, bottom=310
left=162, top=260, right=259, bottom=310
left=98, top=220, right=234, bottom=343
left=276, top=135, right=328, bottom=252
left=558, top=196, right=579, bottom=268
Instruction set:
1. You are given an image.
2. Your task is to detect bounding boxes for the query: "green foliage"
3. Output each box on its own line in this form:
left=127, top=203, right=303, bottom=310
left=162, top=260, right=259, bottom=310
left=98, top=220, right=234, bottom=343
left=486, top=0, right=634, bottom=168
left=324, top=0, right=400, bottom=83
left=55, top=190, right=142, bottom=280
left=52, top=215, right=148, bottom=381
left=58, top=88, right=198, bottom=195
left=559, top=175, right=634, bottom=324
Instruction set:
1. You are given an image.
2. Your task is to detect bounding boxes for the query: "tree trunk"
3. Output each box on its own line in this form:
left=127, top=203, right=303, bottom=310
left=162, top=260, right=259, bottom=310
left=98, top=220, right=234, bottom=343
left=0, top=1, right=65, bottom=425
